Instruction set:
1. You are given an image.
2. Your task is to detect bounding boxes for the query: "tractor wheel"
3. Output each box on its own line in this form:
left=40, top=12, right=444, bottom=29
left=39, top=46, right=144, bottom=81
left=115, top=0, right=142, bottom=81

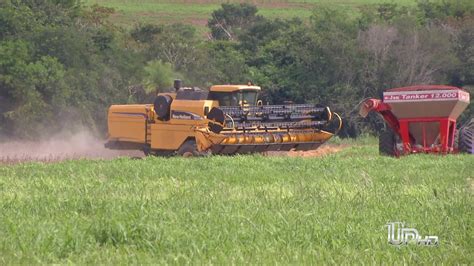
left=459, top=120, right=473, bottom=154
left=453, top=128, right=459, bottom=150
left=177, top=140, right=200, bottom=157
left=154, top=95, right=173, bottom=121
left=379, top=128, right=397, bottom=156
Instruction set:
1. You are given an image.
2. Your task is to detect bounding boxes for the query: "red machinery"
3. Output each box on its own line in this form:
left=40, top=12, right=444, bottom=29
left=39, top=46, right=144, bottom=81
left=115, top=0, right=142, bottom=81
left=360, top=85, right=470, bottom=156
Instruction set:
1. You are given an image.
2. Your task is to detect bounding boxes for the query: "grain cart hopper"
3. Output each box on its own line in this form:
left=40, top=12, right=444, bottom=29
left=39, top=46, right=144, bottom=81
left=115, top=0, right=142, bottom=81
left=359, top=85, right=470, bottom=156
left=105, top=81, right=342, bottom=156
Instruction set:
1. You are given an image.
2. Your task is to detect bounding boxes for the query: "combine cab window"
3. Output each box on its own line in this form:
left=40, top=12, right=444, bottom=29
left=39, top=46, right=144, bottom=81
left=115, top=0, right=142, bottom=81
left=209, top=90, right=258, bottom=106
left=209, top=92, right=239, bottom=106
left=241, top=91, right=257, bottom=105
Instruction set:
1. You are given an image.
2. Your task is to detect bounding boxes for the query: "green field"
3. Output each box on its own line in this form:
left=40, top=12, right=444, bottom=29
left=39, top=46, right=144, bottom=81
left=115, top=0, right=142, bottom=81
left=83, top=0, right=417, bottom=29
left=1, top=144, right=472, bottom=264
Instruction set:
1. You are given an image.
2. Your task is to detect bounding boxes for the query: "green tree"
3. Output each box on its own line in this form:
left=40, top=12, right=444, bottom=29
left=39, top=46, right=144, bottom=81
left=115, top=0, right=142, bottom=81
left=0, top=1, right=141, bottom=138
left=142, top=60, right=180, bottom=93
left=208, top=3, right=262, bottom=41
left=416, top=0, right=474, bottom=22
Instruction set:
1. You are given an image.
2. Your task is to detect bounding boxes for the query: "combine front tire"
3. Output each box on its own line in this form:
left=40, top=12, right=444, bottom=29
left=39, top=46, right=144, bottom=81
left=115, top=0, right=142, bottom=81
left=177, top=140, right=200, bottom=157
left=379, top=128, right=397, bottom=156
left=143, top=145, right=151, bottom=156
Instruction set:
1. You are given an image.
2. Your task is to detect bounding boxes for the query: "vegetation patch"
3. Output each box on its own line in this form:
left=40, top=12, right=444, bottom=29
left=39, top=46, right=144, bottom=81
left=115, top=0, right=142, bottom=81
left=0, top=145, right=472, bottom=263
left=83, top=0, right=418, bottom=28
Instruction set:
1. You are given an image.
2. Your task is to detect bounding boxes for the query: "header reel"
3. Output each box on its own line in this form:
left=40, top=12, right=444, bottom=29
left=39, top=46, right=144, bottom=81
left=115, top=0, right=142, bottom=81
left=197, top=103, right=342, bottom=154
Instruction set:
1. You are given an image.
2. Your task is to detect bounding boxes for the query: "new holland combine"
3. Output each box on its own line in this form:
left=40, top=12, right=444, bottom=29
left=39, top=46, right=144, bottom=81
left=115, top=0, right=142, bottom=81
left=360, top=85, right=471, bottom=156
left=105, top=81, right=342, bottom=156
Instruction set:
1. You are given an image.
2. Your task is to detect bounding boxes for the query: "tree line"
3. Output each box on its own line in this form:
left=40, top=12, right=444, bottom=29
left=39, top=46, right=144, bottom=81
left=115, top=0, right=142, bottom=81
left=0, top=0, right=472, bottom=139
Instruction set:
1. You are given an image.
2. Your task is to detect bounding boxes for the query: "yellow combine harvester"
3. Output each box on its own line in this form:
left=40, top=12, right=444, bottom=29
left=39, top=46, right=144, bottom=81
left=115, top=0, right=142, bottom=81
left=105, top=80, right=342, bottom=156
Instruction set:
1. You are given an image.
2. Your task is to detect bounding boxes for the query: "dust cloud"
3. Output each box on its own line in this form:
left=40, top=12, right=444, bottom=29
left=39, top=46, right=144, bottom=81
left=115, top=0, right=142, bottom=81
left=0, top=131, right=143, bottom=164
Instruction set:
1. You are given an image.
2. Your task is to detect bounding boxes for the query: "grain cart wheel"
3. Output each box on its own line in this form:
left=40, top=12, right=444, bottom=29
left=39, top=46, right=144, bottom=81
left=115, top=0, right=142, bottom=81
left=454, top=128, right=459, bottom=150
left=379, top=128, right=397, bottom=156
left=177, top=140, right=200, bottom=157
left=154, top=95, right=173, bottom=121
left=459, top=120, right=474, bottom=154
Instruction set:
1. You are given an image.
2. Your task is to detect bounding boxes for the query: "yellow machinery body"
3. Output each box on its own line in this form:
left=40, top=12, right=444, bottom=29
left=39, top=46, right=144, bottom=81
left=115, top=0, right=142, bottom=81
left=106, top=84, right=341, bottom=156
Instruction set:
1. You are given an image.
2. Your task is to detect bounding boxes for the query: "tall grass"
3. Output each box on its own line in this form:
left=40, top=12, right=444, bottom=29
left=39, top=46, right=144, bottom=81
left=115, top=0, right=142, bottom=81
left=0, top=145, right=472, bottom=264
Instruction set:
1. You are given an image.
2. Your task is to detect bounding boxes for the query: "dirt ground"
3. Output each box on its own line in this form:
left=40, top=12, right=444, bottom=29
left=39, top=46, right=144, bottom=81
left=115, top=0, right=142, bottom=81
left=0, top=132, right=143, bottom=164
left=0, top=132, right=347, bottom=164
left=267, top=144, right=347, bottom=158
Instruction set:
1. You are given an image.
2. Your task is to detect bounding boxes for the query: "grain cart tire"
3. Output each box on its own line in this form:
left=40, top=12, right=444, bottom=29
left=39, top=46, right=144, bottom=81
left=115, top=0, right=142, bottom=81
left=379, top=128, right=397, bottom=156
left=154, top=95, right=173, bottom=121
left=177, top=140, right=200, bottom=157
left=454, top=128, right=459, bottom=150
left=459, top=121, right=473, bottom=154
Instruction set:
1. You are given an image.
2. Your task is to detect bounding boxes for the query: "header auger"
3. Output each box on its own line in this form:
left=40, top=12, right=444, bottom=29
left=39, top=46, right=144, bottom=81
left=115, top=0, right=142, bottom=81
left=105, top=81, right=342, bottom=156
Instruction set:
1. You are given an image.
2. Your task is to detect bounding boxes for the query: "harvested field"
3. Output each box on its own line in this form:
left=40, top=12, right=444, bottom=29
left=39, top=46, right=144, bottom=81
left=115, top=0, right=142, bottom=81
left=284, top=144, right=347, bottom=157
left=0, top=133, right=347, bottom=164
left=0, top=132, right=143, bottom=164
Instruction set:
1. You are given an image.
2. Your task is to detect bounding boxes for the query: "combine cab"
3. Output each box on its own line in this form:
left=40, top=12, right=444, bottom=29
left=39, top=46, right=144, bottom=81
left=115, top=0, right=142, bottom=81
left=106, top=81, right=342, bottom=156
left=360, top=85, right=471, bottom=156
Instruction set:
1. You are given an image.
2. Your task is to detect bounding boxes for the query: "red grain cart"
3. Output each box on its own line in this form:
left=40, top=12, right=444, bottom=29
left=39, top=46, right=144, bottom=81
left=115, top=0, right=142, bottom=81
left=360, top=85, right=470, bottom=156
